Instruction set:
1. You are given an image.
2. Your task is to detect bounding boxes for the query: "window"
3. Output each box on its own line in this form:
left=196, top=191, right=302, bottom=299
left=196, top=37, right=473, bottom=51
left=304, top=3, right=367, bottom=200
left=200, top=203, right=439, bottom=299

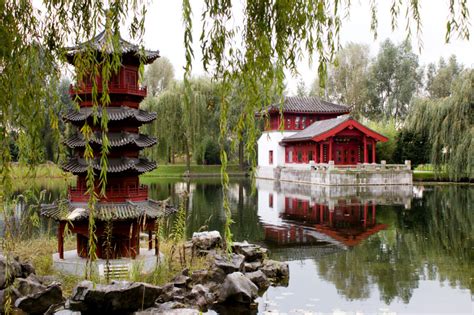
left=302, top=117, right=307, bottom=129
left=269, top=150, right=273, bottom=165
left=286, top=118, right=291, bottom=129
left=308, top=150, right=313, bottom=162
left=297, top=150, right=302, bottom=162
left=295, top=116, right=300, bottom=129
left=287, top=149, right=293, bottom=163
left=269, top=194, right=273, bottom=208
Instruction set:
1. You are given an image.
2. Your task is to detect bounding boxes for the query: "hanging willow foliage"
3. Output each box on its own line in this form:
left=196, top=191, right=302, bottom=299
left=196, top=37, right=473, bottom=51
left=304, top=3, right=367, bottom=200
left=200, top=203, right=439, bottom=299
left=406, top=70, right=473, bottom=180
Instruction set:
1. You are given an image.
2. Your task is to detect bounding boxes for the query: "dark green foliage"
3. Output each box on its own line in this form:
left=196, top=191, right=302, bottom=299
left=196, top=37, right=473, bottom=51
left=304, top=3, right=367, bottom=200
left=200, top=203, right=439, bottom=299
left=395, top=130, right=430, bottom=166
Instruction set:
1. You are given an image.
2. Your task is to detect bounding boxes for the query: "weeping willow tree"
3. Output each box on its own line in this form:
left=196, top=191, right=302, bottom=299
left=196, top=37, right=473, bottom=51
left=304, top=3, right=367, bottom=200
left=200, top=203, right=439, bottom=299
left=406, top=70, right=473, bottom=180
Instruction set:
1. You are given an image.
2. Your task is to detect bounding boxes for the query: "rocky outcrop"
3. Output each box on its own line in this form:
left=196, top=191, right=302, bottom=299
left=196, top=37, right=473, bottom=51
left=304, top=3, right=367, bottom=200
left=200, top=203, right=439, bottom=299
left=191, top=231, right=222, bottom=250
left=14, top=282, right=64, bottom=314
left=69, top=280, right=162, bottom=313
left=218, top=272, right=258, bottom=304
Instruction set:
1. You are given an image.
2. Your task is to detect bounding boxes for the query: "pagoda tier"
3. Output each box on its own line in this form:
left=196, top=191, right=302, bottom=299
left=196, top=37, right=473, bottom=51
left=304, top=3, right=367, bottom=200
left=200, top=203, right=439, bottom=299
left=62, top=157, right=156, bottom=175
left=64, top=132, right=157, bottom=149
left=63, top=106, right=156, bottom=126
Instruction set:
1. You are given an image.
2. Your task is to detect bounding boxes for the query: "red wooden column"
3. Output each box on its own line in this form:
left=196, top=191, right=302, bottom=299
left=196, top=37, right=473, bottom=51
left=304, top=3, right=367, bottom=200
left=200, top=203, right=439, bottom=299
left=319, top=142, right=324, bottom=163
left=363, top=136, right=368, bottom=163
left=372, top=203, right=376, bottom=225
left=329, top=138, right=333, bottom=161
left=155, top=221, right=160, bottom=256
left=372, top=139, right=376, bottom=163
left=319, top=204, right=324, bottom=223
left=58, top=221, right=65, bottom=259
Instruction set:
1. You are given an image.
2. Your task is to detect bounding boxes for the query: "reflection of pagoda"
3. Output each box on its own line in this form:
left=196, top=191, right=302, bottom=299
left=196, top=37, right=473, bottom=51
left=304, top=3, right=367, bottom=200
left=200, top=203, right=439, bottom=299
left=256, top=180, right=405, bottom=249
left=42, top=30, right=173, bottom=261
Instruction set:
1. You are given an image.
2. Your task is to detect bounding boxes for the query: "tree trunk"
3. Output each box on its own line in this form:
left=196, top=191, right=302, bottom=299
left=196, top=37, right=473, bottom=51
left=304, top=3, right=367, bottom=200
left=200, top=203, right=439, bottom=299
left=239, top=139, right=245, bottom=171
left=185, top=139, right=191, bottom=172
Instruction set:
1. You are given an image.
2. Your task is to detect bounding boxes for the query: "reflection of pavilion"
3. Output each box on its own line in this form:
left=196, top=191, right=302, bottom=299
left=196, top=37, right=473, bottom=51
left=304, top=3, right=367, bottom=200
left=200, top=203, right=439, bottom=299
left=257, top=179, right=412, bottom=250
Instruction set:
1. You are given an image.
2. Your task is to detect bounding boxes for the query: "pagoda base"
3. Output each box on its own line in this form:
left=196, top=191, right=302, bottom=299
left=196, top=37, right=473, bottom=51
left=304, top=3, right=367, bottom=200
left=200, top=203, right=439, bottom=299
left=52, top=248, right=163, bottom=278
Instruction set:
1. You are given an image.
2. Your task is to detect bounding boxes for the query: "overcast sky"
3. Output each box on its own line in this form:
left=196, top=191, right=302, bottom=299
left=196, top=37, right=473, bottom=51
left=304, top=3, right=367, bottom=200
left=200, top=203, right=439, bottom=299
left=139, top=1, right=473, bottom=95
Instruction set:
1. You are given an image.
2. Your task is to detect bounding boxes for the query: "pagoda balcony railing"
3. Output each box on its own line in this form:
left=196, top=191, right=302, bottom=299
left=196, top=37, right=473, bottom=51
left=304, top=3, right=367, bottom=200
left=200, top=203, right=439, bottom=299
left=68, top=185, right=148, bottom=202
left=69, top=83, right=147, bottom=97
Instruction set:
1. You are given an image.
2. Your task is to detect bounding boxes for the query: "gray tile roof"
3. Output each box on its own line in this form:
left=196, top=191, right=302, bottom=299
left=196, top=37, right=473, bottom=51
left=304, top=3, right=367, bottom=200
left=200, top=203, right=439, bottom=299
left=62, top=157, right=156, bottom=174
left=66, top=30, right=160, bottom=64
left=64, top=132, right=157, bottom=149
left=41, top=199, right=176, bottom=221
left=283, top=115, right=352, bottom=142
left=268, top=96, right=350, bottom=114
left=63, top=106, right=157, bottom=124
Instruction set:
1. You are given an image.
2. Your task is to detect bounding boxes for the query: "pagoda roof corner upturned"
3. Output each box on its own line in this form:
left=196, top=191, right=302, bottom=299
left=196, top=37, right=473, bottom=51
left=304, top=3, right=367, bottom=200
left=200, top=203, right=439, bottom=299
left=61, top=157, right=156, bottom=175
left=66, top=30, right=160, bottom=64
left=266, top=96, right=351, bottom=115
left=282, top=115, right=389, bottom=143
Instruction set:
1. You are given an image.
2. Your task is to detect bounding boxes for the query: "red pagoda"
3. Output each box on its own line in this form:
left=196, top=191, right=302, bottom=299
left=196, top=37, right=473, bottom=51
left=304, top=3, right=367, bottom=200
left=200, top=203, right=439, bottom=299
left=42, top=30, right=173, bottom=260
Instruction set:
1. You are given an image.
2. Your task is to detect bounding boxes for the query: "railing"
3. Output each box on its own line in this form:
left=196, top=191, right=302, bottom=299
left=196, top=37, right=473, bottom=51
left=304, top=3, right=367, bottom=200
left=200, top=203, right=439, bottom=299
left=308, top=160, right=412, bottom=171
left=69, top=83, right=147, bottom=97
left=68, top=185, right=148, bottom=202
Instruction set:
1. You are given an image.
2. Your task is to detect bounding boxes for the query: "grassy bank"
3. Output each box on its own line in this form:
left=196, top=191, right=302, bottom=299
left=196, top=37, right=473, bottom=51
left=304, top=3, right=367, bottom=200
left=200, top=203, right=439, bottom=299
left=413, top=170, right=472, bottom=183
left=141, top=163, right=247, bottom=178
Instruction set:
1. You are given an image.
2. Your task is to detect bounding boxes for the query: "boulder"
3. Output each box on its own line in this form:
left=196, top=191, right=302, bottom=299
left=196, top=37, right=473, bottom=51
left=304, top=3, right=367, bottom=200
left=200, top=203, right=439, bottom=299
left=260, top=260, right=289, bottom=281
left=156, top=283, right=185, bottom=303
left=217, top=272, right=258, bottom=304
left=172, top=274, right=191, bottom=288
left=244, top=261, right=262, bottom=273
left=69, top=280, right=162, bottom=313
left=20, top=262, right=35, bottom=278
left=244, top=270, right=270, bottom=290
left=15, top=282, right=64, bottom=315
left=191, top=231, right=222, bottom=250
left=0, top=287, right=21, bottom=313
left=213, top=254, right=245, bottom=274
left=186, top=284, right=214, bottom=309
left=16, top=276, right=47, bottom=296
left=232, top=242, right=268, bottom=262
left=135, top=303, right=200, bottom=315
left=0, top=255, right=22, bottom=289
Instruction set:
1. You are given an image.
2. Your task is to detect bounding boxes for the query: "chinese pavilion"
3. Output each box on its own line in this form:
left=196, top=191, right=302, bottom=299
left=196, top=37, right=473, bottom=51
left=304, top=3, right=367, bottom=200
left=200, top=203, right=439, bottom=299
left=42, top=30, right=174, bottom=261
left=257, top=96, right=388, bottom=168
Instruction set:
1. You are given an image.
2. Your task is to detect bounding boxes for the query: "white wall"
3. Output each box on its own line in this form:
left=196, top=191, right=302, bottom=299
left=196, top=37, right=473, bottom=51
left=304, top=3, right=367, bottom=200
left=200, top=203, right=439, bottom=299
left=257, top=131, right=296, bottom=167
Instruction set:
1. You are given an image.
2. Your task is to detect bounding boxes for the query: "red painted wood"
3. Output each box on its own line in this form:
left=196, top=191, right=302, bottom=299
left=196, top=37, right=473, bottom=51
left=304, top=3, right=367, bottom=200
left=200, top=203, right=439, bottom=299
left=312, top=119, right=388, bottom=142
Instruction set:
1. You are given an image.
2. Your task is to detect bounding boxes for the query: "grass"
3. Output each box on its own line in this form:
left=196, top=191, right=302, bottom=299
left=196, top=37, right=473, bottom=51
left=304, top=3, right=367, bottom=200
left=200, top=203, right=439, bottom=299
left=141, top=163, right=247, bottom=178
left=10, top=235, right=211, bottom=295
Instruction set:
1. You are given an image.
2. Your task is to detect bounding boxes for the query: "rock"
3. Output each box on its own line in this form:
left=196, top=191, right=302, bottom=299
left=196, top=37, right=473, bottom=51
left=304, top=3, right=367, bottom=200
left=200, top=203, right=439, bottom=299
left=0, top=287, right=21, bottom=313
left=0, top=255, right=22, bottom=289
left=186, top=284, right=214, bottom=309
left=213, top=253, right=245, bottom=274
left=16, top=276, right=47, bottom=296
left=217, top=272, right=258, bottom=304
left=172, top=274, right=191, bottom=288
left=244, top=261, right=262, bottom=273
left=232, top=242, right=268, bottom=262
left=244, top=270, right=270, bottom=290
left=191, top=231, right=222, bottom=250
left=260, top=260, right=289, bottom=280
left=20, top=262, right=35, bottom=278
left=69, top=280, right=162, bottom=313
left=135, top=304, right=200, bottom=315
left=157, top=283, right=185, bottom=303
left=15, top=282, right=64, bottom=315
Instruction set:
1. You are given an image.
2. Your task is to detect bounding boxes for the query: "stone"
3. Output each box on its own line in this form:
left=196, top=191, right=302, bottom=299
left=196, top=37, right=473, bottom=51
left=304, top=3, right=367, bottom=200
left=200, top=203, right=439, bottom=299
left=172, top=274, right=191, bottom=288
left=217, top=272, right=258, bottom=304
left=244, top=261, right=262, bottom=273
left=186, top=284, right=214, bottom=309
left=157, top=283, right=185, bottom=303
left=213, top=253, right=245, bottom=274
left=0, top=255, right=22, bottom=289
left=260, top=260, right=289, bottom=280
left=0, top=287, right=21, bottom=313
left=191, top=231, right=222, bottom=250
left=69, top=280, right=162, bottom=313
left=15, top=282, right=64, bottom=315
left=135, top=303, right=200, bottom=315
left=16, top=276, right=47, bottom=296
left=244, top=270, right=270, bottom=290
left=232, top=242, right=268, bottom=262
left=20, top=262, right=36, bottom=278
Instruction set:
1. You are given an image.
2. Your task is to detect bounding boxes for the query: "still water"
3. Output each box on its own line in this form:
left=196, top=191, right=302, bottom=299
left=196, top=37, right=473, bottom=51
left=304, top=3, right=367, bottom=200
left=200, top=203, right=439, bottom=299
left=11, top=178, right=474, bottom=314
left=145, top=178, right=473, bottom=314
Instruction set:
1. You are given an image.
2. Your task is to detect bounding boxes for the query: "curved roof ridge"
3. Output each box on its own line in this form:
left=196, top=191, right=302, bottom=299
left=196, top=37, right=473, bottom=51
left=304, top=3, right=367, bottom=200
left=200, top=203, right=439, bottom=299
left=267, top=96, right=351, bottom=114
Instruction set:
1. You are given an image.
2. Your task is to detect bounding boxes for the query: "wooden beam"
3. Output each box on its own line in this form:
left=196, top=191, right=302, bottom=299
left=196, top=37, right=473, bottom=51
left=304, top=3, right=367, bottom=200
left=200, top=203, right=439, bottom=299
left=363, top=136, right=368, bottom=163
left=319, top=142, right=324, bottom=163
left=372, top=139, right=376, bottom=163
left=58, top=221, right=65, bottom=259
left=148, top=230, right=153, bottom=250
left=329, top=138, right=333, bottom=162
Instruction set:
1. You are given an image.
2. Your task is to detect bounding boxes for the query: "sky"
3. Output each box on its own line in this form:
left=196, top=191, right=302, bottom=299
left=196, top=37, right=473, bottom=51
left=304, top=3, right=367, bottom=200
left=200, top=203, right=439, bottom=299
left=136, top=1, right=472, bottom=94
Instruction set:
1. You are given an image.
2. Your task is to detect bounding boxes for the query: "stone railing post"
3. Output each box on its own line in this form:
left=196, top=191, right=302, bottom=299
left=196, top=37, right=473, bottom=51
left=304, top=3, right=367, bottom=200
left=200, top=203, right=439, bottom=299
left=381, top=160, right=386, bottom=169
left=405, top=160, right=411, bottom=170
left=328, top=160, right=335, bottom=170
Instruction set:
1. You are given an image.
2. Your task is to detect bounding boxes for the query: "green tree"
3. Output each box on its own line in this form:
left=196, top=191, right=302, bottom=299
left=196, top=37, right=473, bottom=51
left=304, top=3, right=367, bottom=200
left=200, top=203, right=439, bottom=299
left=426, top=55, right=463, bottom=98
left=143, top=57, right=175, bottom=97
left=296, top=79, right=307, bottom=97
left=366, top=40, right=422, bottom=121
left=310, top=43, right=371, bottom=118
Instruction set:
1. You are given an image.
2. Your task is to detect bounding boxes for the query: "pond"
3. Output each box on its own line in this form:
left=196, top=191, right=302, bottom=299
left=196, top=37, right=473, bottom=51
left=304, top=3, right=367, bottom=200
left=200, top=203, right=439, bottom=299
left=10, top=177, right=474, bottom=314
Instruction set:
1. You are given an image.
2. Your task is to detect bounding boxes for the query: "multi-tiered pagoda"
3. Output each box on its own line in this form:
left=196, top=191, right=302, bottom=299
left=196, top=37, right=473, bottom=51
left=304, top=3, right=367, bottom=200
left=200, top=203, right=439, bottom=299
left=42, top=30, right=173, bottom=261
